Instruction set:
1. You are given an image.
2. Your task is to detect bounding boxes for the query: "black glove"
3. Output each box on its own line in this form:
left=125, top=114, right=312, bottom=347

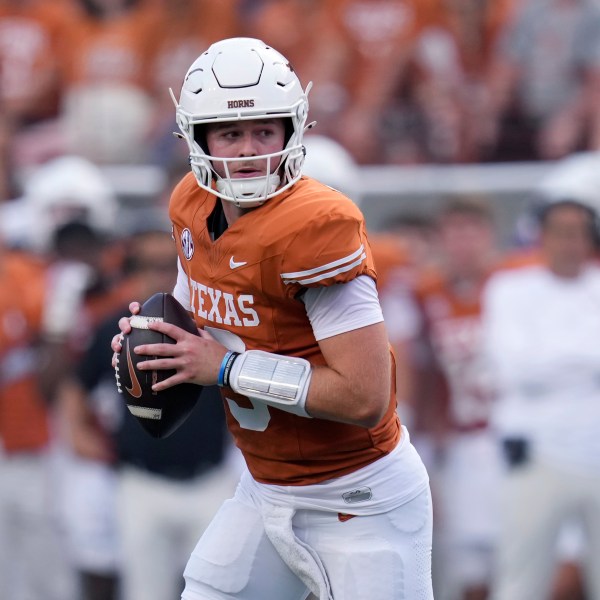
left=502, top=437, right=530, bottom=468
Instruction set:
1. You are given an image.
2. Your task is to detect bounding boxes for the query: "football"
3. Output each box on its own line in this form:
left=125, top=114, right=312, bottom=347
left=115, top=292, right=202, bottom=439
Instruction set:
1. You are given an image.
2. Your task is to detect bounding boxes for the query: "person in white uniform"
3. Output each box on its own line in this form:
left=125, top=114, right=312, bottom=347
left=482, top=197, right=600, bottom=600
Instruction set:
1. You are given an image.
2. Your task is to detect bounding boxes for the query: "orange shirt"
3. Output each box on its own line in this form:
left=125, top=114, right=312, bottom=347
left=170, top=175, right=400, bottom=485
left=243, top=0, right=328, bottom=91
left=0, top=251, right=49, bottom=451
left=57, top=2, right=159, bottom=91
left=149, top=0, right=240, bottom=97
left=323, top=0, right=438, bottom=107
left=0, top=0, right=69, bottom=118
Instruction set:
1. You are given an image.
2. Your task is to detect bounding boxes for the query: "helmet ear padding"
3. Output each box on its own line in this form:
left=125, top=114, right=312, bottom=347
left=173, top=38, right=311, bottom=207
left=283, top=118, right=294, bottom=146
left=193, top=125, right=208, bottom=154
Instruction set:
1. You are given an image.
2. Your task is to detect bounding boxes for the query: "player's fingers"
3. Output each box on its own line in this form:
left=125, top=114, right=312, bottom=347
left=198, top=327, right=215, bottom=341
left=137, top=356, right=173, bottom=371
left=147, top=319, right=187, bottom=341
left=151, top=373, right=188, bottom=392
left=134, top=342, right=179, bottom=357
left=118, top=316, right=132, bottom=334
left=128, top=301, right=141, bottom=314
left=111, top=332, right=125, bottom=353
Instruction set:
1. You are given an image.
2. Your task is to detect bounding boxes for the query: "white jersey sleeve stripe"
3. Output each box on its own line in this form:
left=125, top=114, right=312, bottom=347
left=280, top=244, right=364, bottom=281
left=284, top=253, right=367, bottom=285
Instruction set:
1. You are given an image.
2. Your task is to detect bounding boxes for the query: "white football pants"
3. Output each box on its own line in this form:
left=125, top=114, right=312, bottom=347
left=490, top=458, right=600, bottom=600
left=182, top=483, right=434, bottom=600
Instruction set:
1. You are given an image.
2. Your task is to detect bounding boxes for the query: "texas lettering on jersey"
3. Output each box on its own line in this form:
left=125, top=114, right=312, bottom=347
left=188, top=278, right=259, bottom=327
left=169, top=174, right=400, bottom=486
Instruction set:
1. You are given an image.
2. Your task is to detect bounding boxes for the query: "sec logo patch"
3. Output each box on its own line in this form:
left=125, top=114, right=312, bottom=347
left=181, top=228, right=194, bottom=260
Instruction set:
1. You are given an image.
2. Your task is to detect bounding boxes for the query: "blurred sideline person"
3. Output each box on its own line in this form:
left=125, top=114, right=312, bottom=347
left=387, top=196, right=503, bottom=600
left=5, top=157, right=127, bottom=600
left=112, top=37, right=434, bottom=599
left=374, top=212, right=438, bottom=425
left=0, top=156, right=119, bottom=600
left=0, top=230, right=77, bottom=600
left=482, top=197, right=600, bottom=599
left=45, top=221, right=119, bottom=600
left=60, top=226, right=240, bottom=600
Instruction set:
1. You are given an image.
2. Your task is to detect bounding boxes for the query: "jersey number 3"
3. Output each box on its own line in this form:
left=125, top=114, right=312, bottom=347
left=226, top=397, right=271, bottom=431
left=205, top=327, right=272, bottom=431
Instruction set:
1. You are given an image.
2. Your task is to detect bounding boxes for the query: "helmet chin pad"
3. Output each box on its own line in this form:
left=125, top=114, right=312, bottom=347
left=216, top=173, right=281, bottom=208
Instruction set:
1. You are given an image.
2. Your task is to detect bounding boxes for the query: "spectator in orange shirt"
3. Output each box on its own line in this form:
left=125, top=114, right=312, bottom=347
left=0, top=0, right=66, bottom=125
left=57, top=0, right=161, bottom=164
left=0, top=0, right=73, bottom=167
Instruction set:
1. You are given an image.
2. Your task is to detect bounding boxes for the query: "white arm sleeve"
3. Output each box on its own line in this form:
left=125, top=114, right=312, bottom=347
left=301, top=275, right=384, bottom=341
left=173, top=258, right=191, bottom=311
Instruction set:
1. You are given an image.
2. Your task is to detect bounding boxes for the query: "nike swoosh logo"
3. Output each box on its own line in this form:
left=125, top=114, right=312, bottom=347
left=229, top=256, right=248, bottom=269
left=125, top=338, right=143, bottom=398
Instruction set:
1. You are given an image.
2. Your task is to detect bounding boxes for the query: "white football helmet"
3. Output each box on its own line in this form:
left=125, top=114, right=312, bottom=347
left=15, top=155, right=118, bottom=254
left=172, top=37, right=311, bottom=207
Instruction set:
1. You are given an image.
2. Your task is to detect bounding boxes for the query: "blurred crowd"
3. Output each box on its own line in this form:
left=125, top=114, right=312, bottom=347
left=2, top=1, right=600, bottom=600
left=4, top=0, right=600, bottom=194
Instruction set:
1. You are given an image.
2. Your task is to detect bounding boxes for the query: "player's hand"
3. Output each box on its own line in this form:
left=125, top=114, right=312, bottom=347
left=110, top=301, right=141, bottom=368
left=132, top=321, right=228, bottom=390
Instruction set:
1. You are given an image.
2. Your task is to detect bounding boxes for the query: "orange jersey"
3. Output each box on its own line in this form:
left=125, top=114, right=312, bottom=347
left=170, top=174, right=400, bottom=485
left=413, top=249, right=542, bottom=431
left=0, top=251, right=49, bottom=451
left=413, top=265, right=495, bottom=431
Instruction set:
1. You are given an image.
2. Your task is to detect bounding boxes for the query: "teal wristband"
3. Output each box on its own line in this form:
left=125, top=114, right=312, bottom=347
left=217, top=351, right=239, bottom=387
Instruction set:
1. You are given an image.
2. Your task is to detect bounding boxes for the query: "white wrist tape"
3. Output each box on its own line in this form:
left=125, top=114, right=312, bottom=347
left=228, top=350, right=312, bottom=418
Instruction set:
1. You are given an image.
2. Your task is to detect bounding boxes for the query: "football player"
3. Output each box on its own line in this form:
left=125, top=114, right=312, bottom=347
left=112, top=37, right=433, bottom=600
